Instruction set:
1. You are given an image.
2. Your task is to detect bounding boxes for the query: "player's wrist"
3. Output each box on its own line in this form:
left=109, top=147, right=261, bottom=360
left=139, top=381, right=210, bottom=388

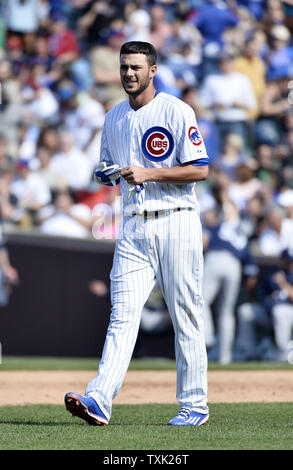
left=144, top=168, right=157, bottom=183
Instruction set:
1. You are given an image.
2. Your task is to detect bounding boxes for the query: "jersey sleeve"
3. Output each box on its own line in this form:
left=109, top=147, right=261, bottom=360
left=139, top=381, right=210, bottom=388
left=176, top=104, right=209, bottom=166
left=98, top=119, right=113, bottom=165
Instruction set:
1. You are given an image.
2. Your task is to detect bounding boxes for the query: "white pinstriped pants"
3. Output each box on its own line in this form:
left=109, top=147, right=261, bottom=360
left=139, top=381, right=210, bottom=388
left=86, top=209, right=209, bottom=419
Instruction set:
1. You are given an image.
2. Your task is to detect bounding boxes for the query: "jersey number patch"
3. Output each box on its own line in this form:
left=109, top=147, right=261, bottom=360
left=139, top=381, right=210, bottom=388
left=141, top=126, right=174, bottom=162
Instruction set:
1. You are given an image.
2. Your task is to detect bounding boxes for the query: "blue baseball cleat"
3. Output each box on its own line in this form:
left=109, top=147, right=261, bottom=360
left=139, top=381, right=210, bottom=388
left=168, top=408, right=209, bottom=426
left=64, top=392, right=109, bottom=426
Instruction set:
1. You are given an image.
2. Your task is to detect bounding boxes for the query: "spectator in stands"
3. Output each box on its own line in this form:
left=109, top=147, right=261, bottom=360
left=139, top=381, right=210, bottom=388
left=164, top=40, right=200, bottom=90
left=268, top=248, right=293, bottom=361
left=76, top=0, right=121, bottom=48
left=47, top=11, right=80, bottom=66
left=240, top=193, right=267, bottom=241
left=255, top=69, right=292, bottom=147
left=149, top=4, right=174, bottom=57
left=277, top=188, right=293, bottom=220
left=0, top=134, right=14, bottom=170
left=236, top=0, right=266, bottom=21
left=37, top=0, right=51, bottom=31
left=244, top=246, right=293, bottom=361
left=258, top=205, right=293, bottom=256
left=233, top=36, right=267, bottom=118
left=191, top=0, right=239, bottom=48
left=228, top=164, right=264, bottom=211
left=199, top=50, right=257, bottom=149
left=62, top=87, right=105, bottom=165
left=48, top=130, right=92, bottom=191
left=37, top=125, right=59, bottom=155
left=10, top=158, right=52, bottom=225
left=189, top=0, right=239, bottom=78
left=38, top=187, right=92, bottom=238
left=89, top=28, right=127, bottom=104
left=262, top=0, right=287, bottom=34
left=282, top=0, right=293, bottom=32
left=236, top=268, right=275, bottom=361
left=0, top=58, right=24, bottom=156
left=26, top=35, right=57, bottom=83
left=4, top=0, right=39, bottom=35
left=34, top=145, right=59, bottom=192
left=215, top=133, right=249, bottom=180
left=266, top=24, right=293, bottom=81
left=0, top=165, right=28, bottom=226
left=23, top=78, right=60, bottom=125
left=124, top=8, right=151, bottom=43
left=255, top=143, right=278, bottom=180
left=47, top=9, right=93, bottom=91
left=221, top=6, right=258, bottom=54
left=5, top=35, right=27, bottom=76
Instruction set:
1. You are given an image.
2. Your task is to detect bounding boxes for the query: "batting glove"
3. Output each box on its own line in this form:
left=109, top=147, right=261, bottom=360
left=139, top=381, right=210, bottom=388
left=94, top=162, right=121, bottom=186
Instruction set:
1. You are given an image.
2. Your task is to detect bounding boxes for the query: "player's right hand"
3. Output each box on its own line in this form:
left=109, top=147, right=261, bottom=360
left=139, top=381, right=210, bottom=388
left=94, top=162, right=121, bottom=186
left=121, top=165, right=149, bottom=185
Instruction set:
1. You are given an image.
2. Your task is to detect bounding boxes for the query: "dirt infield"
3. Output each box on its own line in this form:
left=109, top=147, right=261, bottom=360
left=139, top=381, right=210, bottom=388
left=0, top=370, right=292, bottom=406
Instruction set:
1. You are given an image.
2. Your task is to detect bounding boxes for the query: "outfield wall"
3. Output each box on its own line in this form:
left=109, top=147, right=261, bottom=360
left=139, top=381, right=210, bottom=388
left=0, top=231, right=175, bottom=358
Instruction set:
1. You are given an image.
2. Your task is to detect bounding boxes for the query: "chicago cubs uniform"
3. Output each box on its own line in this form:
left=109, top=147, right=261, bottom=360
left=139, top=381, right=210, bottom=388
left=83, top=91, right=210, bottom=421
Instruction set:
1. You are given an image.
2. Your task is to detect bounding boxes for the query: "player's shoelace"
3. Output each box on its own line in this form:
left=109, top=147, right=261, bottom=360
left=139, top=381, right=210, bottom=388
left=177, top=408, right=192, bottom=419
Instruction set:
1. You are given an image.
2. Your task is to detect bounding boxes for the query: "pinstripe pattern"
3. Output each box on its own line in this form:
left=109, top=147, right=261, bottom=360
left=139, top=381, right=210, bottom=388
left=99, top=92, right=208, bottom=213
left=85, top=92, right=209, bottom=420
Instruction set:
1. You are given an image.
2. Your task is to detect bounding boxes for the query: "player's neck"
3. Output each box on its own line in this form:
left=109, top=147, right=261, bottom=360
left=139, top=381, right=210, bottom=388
left=129, top=86, right=157, bottom=110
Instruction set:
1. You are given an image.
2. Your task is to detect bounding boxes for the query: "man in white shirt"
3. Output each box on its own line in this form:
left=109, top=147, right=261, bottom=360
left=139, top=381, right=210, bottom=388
left=4, top=0, right=39, bottom=34
left=38, top=189, right=92, bottom=239
left=11, top=159, right=51, bottom=218
left=49, top=131, right=92, bottom=191
left=200, top=51, right=257, bottom=149
left=258, top=205, right=293, bottom=256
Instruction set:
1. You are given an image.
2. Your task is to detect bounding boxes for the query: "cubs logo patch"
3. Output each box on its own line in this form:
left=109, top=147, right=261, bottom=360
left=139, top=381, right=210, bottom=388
left=141, top=126, right=174, bottom=162
left=188, top=126, right=202, bottom=146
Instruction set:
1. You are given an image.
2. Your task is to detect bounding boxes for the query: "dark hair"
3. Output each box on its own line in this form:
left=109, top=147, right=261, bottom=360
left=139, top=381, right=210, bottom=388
left=120, top=41, right=157, bottom=66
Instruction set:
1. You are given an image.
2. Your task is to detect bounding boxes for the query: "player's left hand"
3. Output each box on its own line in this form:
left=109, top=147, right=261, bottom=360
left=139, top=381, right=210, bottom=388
left=94, top=162, right=121, bottom=186
left=121, top=166, right=149, bottom=185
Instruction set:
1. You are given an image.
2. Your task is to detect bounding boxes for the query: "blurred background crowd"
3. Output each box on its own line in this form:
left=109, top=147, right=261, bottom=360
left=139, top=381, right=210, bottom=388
left=0, top=0, right=293, bottom=362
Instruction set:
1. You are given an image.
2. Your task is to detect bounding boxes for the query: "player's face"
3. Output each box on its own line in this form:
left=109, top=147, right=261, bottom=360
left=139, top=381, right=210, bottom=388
left=120, top=53, right=157, bottom=96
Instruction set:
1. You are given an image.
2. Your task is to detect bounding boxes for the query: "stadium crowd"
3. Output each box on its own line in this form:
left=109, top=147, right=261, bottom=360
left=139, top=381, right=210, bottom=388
left=0, top=0, right=293, bottom=362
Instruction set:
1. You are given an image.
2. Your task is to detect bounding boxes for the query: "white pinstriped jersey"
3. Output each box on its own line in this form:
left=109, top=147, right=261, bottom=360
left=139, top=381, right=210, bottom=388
left=86, top=96, right=209, bottom=419
left=99, top=92, right=209, bottom=213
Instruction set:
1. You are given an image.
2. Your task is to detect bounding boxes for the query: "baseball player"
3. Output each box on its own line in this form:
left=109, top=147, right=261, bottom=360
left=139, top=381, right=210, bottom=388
left=65, top=41, right=210, bottom=427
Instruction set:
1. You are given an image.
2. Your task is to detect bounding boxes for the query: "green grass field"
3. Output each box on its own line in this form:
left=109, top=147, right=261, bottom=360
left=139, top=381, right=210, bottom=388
left=0, top=357, right=292, bottom=452
left=1, top=355, right=292, bottom=370
left=0, top=402, right=292, bottom=450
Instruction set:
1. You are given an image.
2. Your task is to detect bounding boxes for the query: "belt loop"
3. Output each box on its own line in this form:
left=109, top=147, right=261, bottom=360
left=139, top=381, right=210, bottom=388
left=144, top=210, right=147, bottom=220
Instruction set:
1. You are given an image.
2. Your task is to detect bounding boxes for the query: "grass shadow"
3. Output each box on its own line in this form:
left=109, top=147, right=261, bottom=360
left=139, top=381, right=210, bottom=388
left=0, top=419, right=81, bottom=426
